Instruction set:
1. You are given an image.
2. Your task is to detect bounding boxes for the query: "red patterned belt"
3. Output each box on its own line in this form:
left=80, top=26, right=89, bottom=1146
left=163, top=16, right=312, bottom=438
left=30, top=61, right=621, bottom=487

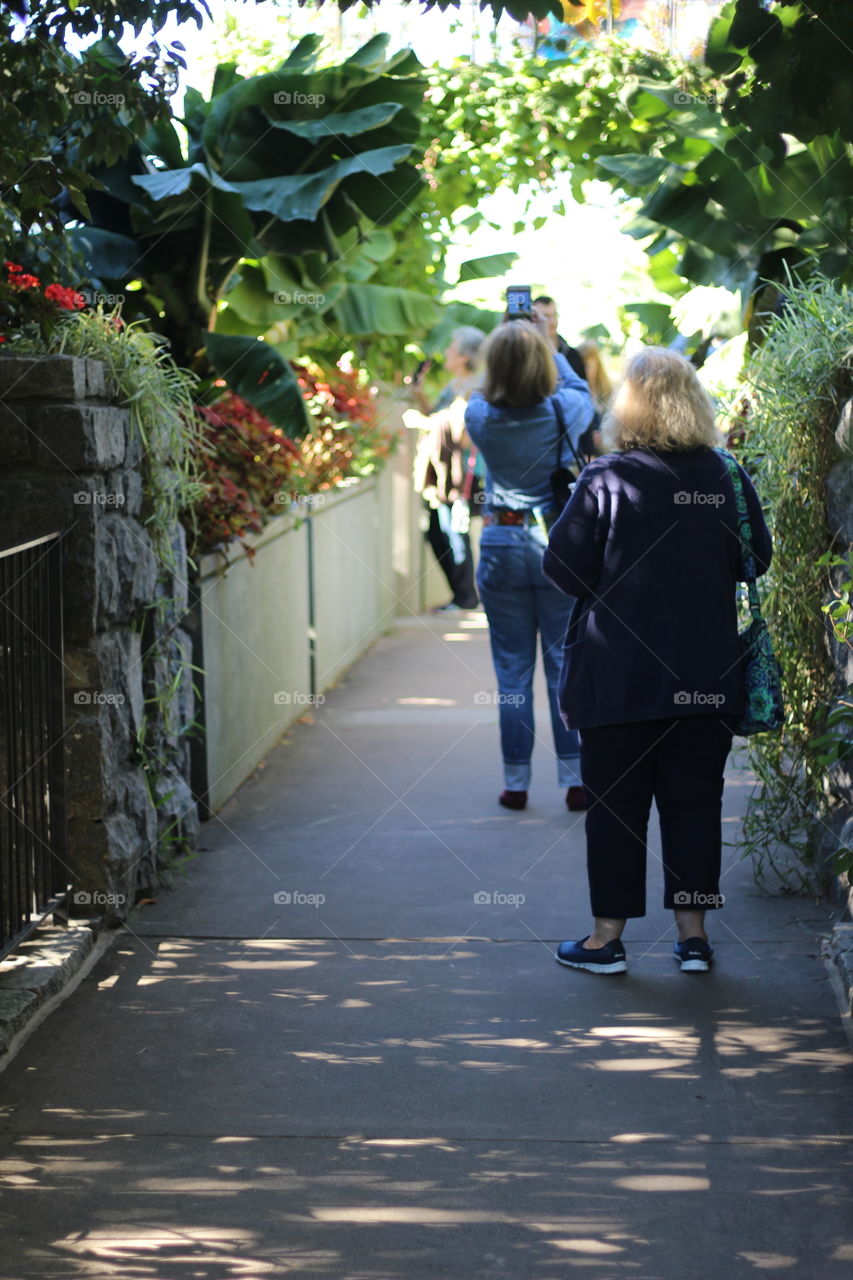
left=483, top=508, right=556, bottom=528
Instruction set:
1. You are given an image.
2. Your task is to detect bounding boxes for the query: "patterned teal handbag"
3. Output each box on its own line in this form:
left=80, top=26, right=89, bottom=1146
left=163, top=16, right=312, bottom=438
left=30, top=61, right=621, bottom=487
left=718, top=450, right=784, bottom=736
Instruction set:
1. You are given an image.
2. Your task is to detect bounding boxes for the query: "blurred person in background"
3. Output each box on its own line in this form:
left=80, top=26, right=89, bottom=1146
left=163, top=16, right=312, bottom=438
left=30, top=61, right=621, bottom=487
left=543, top=347, right=772, bottom=976
left=465, top=319, right=595, bottom=811
left=404, top=327, right=486, bottom=613
left=532, top=294, right=586, bottom=381
left=576, top=338, right=614, bottom=413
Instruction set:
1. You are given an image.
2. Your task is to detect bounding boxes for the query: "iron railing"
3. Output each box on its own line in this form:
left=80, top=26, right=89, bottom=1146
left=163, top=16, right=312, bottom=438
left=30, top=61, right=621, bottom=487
left=0, top=533, right=69, bottom=962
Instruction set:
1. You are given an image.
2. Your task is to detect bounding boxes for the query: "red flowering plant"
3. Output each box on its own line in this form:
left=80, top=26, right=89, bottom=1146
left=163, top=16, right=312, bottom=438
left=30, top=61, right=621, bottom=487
left=0, top=262, right=86, bottom=346
left=190, top=391, right=302, bottom=556
left=188, top=360, right=394, bottom=556
left=293, top=359, right=394, bottom=496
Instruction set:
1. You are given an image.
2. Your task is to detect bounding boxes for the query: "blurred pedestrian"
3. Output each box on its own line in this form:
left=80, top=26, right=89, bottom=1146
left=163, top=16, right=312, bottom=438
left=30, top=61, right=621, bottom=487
left=576, top=338, right=613, bottom=412
left=543, top=347, right=772, bottom=975
left=465, top=319, right=595, bottom=811
left=532, top=294, right=586, bottom=380
left=405, top=327, right=485, bottom=613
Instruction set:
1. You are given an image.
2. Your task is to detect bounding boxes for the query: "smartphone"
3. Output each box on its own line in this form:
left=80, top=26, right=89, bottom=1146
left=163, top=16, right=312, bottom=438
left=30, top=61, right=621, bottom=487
left=405, top=358, right=433, bottom=387
left=506, top=285, right=532, bottom=318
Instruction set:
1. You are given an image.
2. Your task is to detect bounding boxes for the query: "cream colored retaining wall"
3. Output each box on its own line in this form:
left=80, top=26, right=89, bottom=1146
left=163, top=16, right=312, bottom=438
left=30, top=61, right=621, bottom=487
left=196, top=470, right=397, bottom=811
left=194, top=396, right=482, bottom=811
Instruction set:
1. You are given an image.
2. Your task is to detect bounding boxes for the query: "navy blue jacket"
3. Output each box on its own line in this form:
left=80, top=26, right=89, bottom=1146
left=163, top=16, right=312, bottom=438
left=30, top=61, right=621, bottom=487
left=542, top=446, right=773, bottom=729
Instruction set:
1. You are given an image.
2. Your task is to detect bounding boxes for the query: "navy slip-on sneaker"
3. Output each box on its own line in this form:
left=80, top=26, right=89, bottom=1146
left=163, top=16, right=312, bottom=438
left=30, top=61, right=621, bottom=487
left=673, top=936, right=714, bottom=972
left=555, top=936, right=627, bottom=974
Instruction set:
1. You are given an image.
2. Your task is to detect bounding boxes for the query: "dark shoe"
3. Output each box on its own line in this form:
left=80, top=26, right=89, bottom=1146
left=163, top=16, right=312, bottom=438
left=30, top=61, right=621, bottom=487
left=673, top=936, right=713, bottom=972
left=555, top=936, right=627, bottom=974
left=499, top=789, right=527, bottom=811
left=566, top=785, right=587, bottom=811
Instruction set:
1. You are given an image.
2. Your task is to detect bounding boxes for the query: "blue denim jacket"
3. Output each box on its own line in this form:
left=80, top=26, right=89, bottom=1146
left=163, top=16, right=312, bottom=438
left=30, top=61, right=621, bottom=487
left=464, top=355, right=595, bottom=513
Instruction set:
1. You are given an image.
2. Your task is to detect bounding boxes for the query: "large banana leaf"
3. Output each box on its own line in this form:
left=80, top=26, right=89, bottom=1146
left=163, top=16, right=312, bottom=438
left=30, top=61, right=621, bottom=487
left=333, top=283, right=440, bottom=335
left=229, top=146, right=412, bottom=223
left=63, top=34, right=431, bottom=386
left=205, top=332, right=311, bottom=435
left=269, top=103, right=404, bottom=142
left=457, top=252, right=518, bottom=283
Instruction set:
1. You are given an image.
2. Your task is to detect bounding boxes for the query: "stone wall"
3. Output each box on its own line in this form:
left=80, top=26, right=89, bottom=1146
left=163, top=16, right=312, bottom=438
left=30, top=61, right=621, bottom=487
left=0, top=355, right=197, bottom=922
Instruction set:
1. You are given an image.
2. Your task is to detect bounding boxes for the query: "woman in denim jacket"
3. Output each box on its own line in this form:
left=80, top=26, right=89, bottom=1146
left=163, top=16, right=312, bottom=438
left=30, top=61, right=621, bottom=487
left=465, top=321, right=595, bottom=811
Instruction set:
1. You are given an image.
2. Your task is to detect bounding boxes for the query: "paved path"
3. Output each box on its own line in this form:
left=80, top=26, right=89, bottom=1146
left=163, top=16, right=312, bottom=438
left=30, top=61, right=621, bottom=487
left=1, top=613, right=851, bottom=1279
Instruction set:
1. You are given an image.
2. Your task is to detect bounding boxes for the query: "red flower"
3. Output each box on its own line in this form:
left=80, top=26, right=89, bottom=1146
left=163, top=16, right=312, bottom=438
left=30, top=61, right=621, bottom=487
left=0, top=335, right=7, bottom=343
left=10, top=273, right=41, bottom=291
left=4, top=262, right=22, bottom=273
left=44, top=283, right=86, bottom=311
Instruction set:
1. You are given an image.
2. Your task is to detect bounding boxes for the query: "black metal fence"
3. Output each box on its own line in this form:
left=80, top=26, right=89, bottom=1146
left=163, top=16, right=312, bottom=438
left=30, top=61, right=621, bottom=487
left=0, top=533, right=69, bottom=962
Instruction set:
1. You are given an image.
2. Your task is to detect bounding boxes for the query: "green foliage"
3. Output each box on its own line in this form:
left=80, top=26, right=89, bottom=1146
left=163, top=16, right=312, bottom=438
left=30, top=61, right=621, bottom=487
left=42, top=307, right=205, bottom=562
left=732, top=275, right=853, bottom=890
left=708, top=0, right=853, bottom=155
left=322, top=0, right=566, bottom=21
left=66, top=34, right=433, bottom=423
left=419, top=32, right=853, bottom=316
left=0, top=0, right=206, bottom=246
left=189, top=363, right=393, bottom=556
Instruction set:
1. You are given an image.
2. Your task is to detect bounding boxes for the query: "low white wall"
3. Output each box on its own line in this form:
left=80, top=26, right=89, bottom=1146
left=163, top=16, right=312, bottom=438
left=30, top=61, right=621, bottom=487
left=313, top=471, right=395, bottom=690
left=196, top=512, right=311, bottom=811
left=381, top=391, right=481, bottom=614
left=196, top=472, right=396, bottom=811
left=194, top=406, right=483, bottom=811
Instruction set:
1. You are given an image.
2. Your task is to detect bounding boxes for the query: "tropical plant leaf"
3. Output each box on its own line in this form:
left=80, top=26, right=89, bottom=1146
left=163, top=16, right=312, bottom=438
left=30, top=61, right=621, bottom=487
left=457, top=252, right=518, bottom=282
left=595, top=153, right=677, bottom=188
left=266, top=102, right=404, bottom=141
left=229, top=146, right=412, bottom=222
left=131, top=163, right=236, bottom=202
left=68, top=226, right=143, bottom=280
left=205, top=332, right=311, bottom=434
left=333, top=283, right=440, bottom=335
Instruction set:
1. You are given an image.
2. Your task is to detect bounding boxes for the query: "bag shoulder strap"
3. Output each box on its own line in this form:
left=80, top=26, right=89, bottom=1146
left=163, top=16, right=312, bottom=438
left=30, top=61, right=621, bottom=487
left=550, top=395, right=585, bottom=474
left=716, top=447, right=762, bottom=621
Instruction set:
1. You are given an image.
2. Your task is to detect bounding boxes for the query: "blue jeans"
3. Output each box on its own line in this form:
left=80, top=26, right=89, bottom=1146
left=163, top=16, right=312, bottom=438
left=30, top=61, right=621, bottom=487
left=476, top=525, right=581, bottom=790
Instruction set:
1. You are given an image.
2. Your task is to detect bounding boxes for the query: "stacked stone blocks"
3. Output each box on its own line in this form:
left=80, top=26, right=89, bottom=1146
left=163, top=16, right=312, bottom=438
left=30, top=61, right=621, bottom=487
left=0, top=355, right=197, bottom=922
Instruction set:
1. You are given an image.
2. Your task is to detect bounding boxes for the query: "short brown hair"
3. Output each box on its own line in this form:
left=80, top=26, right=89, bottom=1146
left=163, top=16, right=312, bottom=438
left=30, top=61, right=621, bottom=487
left=482, top=322, right=557, bottom=407
left=602, top=347, right=720, bottom=452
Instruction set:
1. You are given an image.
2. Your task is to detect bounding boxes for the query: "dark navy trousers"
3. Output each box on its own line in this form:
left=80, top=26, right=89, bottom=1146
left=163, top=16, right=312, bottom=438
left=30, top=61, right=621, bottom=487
left=580, top=715, right=734, bottom=918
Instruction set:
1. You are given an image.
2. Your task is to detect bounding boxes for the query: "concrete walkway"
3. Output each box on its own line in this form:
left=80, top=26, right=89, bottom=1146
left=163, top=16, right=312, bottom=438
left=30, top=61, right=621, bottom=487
left=1, top=612, right=851, bottom=1279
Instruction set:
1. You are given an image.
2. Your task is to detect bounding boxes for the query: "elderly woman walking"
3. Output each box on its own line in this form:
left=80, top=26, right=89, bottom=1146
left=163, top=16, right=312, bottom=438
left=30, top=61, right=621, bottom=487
left=543, top=347, right=772, bottom=974
left=465, top=320, right=595, bottom=811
